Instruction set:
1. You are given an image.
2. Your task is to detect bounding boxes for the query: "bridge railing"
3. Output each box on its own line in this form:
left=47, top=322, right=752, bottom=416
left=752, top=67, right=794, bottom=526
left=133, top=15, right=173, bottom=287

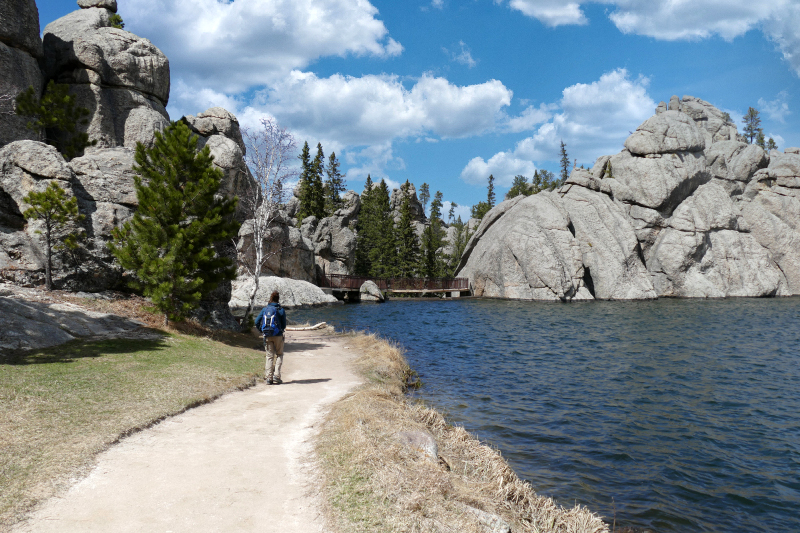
left=320, top=274, right=468, bottom=292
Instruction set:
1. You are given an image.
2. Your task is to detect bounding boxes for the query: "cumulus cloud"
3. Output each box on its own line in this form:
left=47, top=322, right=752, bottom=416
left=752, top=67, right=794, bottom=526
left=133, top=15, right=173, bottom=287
left=242, top=71, right=512, bottom=147
left=461, top=69, right=655, bottom=184
left=505, top=103, right=556, bottom=133
left=498, top=0, right=800, bottom=75
left=500, top=0, right=588, bottom=26
left=758, top=91, right=791, bottom=123
left=124, top=0, right=402, bottom=94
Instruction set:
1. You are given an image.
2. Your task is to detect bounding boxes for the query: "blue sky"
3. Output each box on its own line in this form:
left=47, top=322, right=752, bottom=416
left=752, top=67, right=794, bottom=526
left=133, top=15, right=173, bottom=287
left=36, top=0, right=800, bottom=218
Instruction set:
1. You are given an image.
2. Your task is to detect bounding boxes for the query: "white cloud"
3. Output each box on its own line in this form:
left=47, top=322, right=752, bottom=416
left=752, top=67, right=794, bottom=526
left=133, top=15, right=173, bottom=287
left=460, top=152, right=538, bottom=186
left=125, top=0, right=402, bottom=94
left=462, top=68, right=655, bottom=184
left=758, top=91, right=791, bottom=123
left=444, top=41, right=478, bottom=68
left=432, top=0, right=444, bottom=9
left=502, top=0, right=588, bottom=26
left=243, top=71, right=512, bottom=147
left=505, top=103, right=556, bottom=133
left=442, top=201, right=471, bottom=222
left=498, top=1, right=800, bottom=76
left=762, top=6, right=800, bottom=76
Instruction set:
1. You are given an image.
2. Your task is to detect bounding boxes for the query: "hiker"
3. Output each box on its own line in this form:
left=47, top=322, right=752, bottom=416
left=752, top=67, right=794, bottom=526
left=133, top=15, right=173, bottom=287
left=254, top=291, right=287, bottom=385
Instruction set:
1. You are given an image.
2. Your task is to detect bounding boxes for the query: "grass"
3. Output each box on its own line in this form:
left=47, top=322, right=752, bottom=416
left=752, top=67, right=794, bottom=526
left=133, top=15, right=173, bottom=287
left=317, top=332, right=610, bottom=533
left=0, top=329, right=263, bottom=530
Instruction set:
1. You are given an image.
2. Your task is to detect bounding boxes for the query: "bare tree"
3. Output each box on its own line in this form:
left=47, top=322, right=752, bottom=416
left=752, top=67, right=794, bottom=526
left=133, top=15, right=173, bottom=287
left=236, top=118, right=298, bottom=322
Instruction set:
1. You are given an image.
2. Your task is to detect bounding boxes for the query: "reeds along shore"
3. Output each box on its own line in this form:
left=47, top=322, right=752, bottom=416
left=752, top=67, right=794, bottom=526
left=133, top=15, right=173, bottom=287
left=316, top=331, right=609, bottom=533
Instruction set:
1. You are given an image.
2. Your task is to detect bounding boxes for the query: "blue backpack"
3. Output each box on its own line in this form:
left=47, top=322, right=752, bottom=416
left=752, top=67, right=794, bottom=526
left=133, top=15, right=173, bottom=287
left=260, top=306, right=283, bottom=337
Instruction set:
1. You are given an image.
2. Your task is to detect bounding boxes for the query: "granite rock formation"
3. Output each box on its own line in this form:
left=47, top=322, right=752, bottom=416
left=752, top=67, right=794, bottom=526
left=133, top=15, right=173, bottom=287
left=229, top=276, right=339, bottom=313
left=458, top=95, right=797, bottom=300
left=42, top=3, right=170, bottom=150
left=0, top=0, right=44, bottom=147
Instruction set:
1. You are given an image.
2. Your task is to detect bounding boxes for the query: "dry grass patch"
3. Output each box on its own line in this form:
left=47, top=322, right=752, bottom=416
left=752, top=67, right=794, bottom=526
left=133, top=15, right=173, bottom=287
left=0, top=331, right=263, bottom=530
left=318, top=332, right=609, bottom=533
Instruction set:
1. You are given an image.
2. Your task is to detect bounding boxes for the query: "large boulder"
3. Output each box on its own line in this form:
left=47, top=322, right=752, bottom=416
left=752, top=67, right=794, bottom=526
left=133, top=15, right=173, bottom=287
left=359, top=280, right=384, bottom=302
left=624, top=111, right=706, bottom=156
left=42, top=6, right=170, bottom=151
left=676, top=95, right=740, bottom=146
left=236, top=219, right=316, bottom=283
left=705, top=140, right=767, bottom=195
left=456, top=193, right=592, bottom=301
left=229, top=276, right=339, bottom=314
left=184, top=107, right=245, bottom=154
left=390, top=182, right=426, bottom=223
left=312, top=216, right=357, bottom=278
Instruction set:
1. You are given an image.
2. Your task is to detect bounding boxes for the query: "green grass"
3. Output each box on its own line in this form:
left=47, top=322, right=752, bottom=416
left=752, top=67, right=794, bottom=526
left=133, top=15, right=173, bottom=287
left=0, top=332, right=263, bottom=529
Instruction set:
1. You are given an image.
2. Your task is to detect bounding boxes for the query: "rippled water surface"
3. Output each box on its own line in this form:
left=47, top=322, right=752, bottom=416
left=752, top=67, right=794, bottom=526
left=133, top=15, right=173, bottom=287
left=292, top=298, right=800, bottom=532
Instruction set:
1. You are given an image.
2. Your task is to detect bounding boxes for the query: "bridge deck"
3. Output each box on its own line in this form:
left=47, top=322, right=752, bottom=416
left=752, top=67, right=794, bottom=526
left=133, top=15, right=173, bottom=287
left=320, top=274, right=469, bottom=293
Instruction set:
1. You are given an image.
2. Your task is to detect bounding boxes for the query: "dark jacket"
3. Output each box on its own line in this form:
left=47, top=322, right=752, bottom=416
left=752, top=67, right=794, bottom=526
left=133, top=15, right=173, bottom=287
left=255, top=302, right=286, bottom=336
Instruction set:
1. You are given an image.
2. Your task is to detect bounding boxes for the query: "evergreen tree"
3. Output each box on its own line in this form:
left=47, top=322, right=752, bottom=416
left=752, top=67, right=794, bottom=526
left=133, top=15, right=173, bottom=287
left=756, top=131, right=766, bottom=149
left=766, top=137, right=779, bottom=151
left=308, top=143, right=326, bottom=218
left=448, top=202, right=457, bottom=223
left=354, top=175, right=376, bottom=276
left=368, top=180, right=397, bottom=278
left=470, top=173, right=497, bottom=220
left=296, top=141, right=312, bottom=223
left=742, top=107, right=762, bottom=144
left=418, top=183, right=430, bottom=215
left=559, top=140, right=570, bottom=183
left=109, top=13, right=124, bottom=29
left=420, top=190, right=446, bottom=278
left=447, top=215, right=472, bottom=276
left=109, top=121, right=239, bottom=326
left=15, top=80, right=97, bottom=159
left=395, top=181, right=420, bottom=278
left=508, top=174, right=531, bottom=198
left=22, top=181, right=85, bottom=290
left=323, top=151, right=346, bottom=216
left=532, top=169, right=559, bottom=192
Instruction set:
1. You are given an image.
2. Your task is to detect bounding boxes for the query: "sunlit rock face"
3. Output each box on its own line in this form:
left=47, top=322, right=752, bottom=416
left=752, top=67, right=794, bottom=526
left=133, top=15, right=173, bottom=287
left=457, top=95, right=797, bottom=300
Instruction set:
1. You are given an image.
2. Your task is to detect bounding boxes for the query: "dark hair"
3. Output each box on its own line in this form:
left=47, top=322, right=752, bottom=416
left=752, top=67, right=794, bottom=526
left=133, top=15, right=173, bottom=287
left=269, top=291, right=280, bottom=303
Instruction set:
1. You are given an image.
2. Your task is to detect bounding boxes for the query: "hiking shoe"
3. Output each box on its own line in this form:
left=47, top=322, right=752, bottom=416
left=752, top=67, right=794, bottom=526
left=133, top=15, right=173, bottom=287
left=273, top=377, right=282, bottom=385
left=266, top=377, right=273, bottom=385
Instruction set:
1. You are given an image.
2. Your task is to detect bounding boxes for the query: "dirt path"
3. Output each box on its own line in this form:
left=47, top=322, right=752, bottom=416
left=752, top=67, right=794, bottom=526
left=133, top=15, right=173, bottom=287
left=12, top=330, right=360, bottom=533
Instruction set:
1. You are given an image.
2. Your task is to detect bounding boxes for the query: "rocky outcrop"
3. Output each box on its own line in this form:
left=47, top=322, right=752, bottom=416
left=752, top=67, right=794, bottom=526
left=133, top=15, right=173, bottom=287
left=42, top=5, right=170, bottom=151
left=0, top=0, right=44, bottom=147
left=229, top=276, right=339, bottom=313
left=359, top=280, right=384, bottom=302
left=458, top=95, right=800, bottom=300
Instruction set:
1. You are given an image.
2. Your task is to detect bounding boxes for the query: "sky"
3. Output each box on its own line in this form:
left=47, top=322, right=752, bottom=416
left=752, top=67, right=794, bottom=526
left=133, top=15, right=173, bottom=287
left=36, top=0, right=800, bottom=219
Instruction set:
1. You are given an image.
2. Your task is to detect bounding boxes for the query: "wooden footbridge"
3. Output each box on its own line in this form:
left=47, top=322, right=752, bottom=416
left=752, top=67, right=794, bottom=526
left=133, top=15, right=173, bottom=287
left=319, top=274, right=470, bottom=300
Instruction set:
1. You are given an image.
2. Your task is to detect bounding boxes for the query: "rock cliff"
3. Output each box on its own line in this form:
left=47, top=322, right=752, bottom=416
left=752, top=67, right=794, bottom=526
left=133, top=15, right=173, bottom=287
left=457, top=95, right=797, bottom=300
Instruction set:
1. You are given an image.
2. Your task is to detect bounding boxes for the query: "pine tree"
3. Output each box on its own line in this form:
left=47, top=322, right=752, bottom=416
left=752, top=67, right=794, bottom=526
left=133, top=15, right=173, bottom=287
left=508, top=174, right=531, bottom=198
left=109, top=121, right=239, bottom=326
left=470, top=174, right=496, bottom=220
left=448, top=202, right=457, bottom=223
left=296, top=141, right=312, bottom=223
left=418, top=183, right=430, bottom=216
left=15, top=80, right=97, bottom=160
left=395, top=181, right=420, bottom=278
left=309, top=143, right=326, bottom=218
left=447, top=215, right=472, bottom=276
left=766, top=137, right=779, bottom=151
left=487, top=174, right=496, bottom=208
left=756, top=131, right=766, bottom=149
left=742, top=107, right=762, bottom=144
left=22, top=181, right=85, bottom=290
left=368, top=180, right=397, bottom=278
left=354, top=175, right=376, bottom=276
left=559, top=140, right=570, bottom=183
left=420, top=190, right=446, bottom=278
left=109, top=13, right=124, bottom=29
left=324, top=151, right=346, bottom=216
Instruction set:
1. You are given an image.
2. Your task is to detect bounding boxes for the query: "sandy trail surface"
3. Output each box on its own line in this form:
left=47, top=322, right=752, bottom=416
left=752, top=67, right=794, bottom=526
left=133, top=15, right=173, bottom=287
left=13, top=330, right=360, bottom=533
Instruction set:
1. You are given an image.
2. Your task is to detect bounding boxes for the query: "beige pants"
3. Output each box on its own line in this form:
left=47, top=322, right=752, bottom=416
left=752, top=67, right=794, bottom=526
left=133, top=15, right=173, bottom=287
left=264, top=335, right=284, bottom=380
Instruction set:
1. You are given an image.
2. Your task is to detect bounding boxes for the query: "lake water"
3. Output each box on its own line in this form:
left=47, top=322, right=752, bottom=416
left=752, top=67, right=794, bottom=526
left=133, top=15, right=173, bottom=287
left=291, top=297, right=800, bottom=532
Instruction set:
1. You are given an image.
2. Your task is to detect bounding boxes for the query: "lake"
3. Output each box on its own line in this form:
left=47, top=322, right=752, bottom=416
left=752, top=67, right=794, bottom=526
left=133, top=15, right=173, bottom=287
left=291, top=297, right=800, bottom=532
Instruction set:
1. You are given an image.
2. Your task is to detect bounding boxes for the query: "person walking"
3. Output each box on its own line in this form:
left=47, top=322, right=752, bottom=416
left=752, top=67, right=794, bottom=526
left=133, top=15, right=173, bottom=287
left=254, top=291, right=287, bottom=385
